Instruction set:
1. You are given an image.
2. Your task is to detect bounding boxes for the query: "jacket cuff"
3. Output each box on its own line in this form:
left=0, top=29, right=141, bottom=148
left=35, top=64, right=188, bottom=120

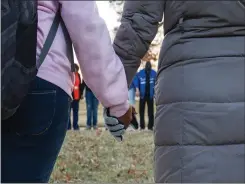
left=109, top=101, right=129, bottom=118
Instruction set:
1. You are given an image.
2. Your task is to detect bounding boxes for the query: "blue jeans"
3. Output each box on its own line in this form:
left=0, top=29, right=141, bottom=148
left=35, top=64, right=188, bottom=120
left=1, top=77, right=71, bottom=183
left=128, top=88, right=136, bottom=105
left=85, top=90, right=99, bottom=128
left=68, top=100, right=79, bottom=130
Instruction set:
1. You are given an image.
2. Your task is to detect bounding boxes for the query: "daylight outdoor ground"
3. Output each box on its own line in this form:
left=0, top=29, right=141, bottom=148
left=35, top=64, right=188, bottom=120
left=50, top=100, right=154, bottom=183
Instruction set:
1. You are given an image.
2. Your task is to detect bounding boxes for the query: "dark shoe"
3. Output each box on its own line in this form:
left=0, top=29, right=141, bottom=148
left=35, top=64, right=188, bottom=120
left=73, top=124, right=80, bottom=130
left=148, top=128, right=153, bottom=131
left=131, top=124, right=138, bottom=130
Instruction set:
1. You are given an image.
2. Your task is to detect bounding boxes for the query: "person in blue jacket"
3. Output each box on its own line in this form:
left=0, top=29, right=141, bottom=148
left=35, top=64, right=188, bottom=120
left=136, top=62, right=156, bottom=130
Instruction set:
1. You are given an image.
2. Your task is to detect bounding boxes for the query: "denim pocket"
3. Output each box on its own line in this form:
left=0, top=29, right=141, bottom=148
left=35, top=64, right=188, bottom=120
left=15, top=90, right=56, bottom=136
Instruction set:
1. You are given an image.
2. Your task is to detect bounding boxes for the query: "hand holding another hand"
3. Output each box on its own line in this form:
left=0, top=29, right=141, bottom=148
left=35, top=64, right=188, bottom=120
left=103, top=106, right=136, bottom=141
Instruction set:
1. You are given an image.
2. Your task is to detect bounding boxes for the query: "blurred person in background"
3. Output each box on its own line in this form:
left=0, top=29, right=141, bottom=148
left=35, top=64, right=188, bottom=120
left=68, top=64, right=84, bottom=130
left=82, top=80, right=99, bottom=130
left=136, top=62, right=156, bottom=130
left=113, top=1, right=245, bottom=183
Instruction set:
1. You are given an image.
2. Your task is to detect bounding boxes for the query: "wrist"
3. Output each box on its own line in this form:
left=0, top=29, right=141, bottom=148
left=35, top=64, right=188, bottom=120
left=109, top=101, right=129, bottom=118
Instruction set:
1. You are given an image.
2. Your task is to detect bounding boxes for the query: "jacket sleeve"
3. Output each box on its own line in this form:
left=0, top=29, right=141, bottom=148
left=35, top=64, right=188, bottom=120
left=135, top=72, right=140, bottom=89
left=132, top=76, right=138, bottom=89
left=113, top=1, right=164, bottom=86
left=59, top=1, right=129, bottom=117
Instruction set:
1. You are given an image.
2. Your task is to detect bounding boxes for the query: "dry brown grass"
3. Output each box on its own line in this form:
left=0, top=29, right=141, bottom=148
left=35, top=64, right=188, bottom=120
left=50, top=100, right=154, bottom=183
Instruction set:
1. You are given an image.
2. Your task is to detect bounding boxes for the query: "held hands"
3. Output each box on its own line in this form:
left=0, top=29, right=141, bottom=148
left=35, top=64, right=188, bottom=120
left=103, top=106, right=135, bottom=141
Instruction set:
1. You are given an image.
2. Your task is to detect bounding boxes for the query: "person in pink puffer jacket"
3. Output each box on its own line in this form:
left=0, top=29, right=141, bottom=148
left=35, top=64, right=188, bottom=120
left=1, top=1, right=132, bottom=183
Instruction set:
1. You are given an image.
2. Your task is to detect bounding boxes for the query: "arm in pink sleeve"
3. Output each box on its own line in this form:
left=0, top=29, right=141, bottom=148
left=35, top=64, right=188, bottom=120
left=59, top=1, right=129, bottom=117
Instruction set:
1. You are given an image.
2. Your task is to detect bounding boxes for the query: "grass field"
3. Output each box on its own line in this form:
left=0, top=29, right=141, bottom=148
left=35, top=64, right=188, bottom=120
left=50, top=100, right=155, bottom=183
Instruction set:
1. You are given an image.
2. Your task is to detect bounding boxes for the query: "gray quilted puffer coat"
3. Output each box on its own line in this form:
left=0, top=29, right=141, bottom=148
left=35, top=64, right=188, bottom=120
left=113, top=1, right=245, bottom=183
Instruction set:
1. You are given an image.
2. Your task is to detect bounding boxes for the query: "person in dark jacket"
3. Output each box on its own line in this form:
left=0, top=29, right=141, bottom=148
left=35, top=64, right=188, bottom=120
left=68, top=64, right=84, bottom=130
left=82, top=80, right=99, bottom=130
left=113, top=1, right=245, bottom=183
left=136, top=62, right=156, bottom=130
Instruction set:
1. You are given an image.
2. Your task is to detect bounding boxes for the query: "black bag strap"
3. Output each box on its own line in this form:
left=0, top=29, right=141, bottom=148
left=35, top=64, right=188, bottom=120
left=37, top=7, right=75, bottom=72
left=60, top=14, right=75, bottom=72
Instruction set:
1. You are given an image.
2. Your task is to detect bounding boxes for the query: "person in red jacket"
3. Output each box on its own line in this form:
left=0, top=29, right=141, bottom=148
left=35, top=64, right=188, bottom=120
left=68, top=64, right=84, bottom=130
